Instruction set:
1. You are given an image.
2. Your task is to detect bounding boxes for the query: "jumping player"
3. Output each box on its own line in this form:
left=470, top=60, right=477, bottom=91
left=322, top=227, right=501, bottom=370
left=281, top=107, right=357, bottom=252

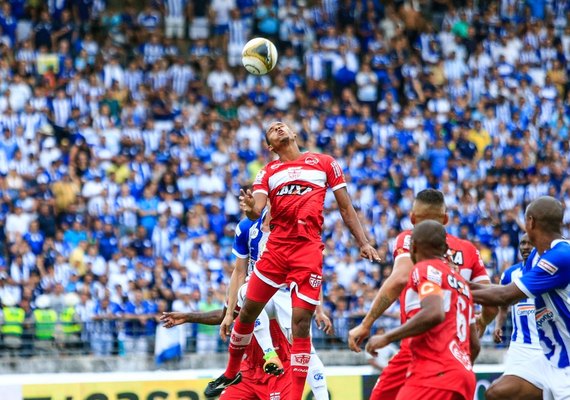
left=205, top=121, right=380, bottom=399
left=348, top=189, right=496, bottom=400
left=472, top=196, right=570, bottom=399
left=486, top=233, right=542, bottom=400
left=366, top=220, right=479, bottom=400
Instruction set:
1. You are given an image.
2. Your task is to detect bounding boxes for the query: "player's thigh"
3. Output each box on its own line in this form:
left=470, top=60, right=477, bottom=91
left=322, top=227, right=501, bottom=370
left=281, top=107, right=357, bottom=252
left=370, top=347, right=413, bottom=400
left=486, top=375, right=542, bottom=400
left=544, top=361, right=570, bottom=400
left=219, top=379, right=265, bottom=400
left=272, top=289, right=293, bottom=329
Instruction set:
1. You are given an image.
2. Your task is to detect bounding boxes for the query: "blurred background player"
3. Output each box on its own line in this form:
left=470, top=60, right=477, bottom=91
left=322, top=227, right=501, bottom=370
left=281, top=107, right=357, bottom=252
left=207, top=121, right=380, bottom=399
left=473, top=196, right=570, bottom=399
left=487, top=233, right=542, bottom=400
left=348, top=189, right=495, bottom=400
left=367, top=220, right=480, bottom=400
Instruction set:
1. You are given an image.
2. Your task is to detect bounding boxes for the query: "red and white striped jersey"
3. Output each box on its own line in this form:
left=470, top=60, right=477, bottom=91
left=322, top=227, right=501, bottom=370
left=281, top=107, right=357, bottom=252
left=252, top=152, right=346, bottom=241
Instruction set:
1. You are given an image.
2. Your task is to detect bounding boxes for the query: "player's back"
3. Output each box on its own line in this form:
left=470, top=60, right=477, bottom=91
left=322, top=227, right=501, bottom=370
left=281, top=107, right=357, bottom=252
left=404, top=258, right=476, bottom=396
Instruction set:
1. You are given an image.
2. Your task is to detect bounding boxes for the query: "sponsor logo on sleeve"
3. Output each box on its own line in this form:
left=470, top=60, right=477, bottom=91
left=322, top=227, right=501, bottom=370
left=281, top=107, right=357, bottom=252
left=537, top=259, right=558, bottom=275
left=427, top=265, right=443, bottom=285
left=253, top=169, right=266, bottom=185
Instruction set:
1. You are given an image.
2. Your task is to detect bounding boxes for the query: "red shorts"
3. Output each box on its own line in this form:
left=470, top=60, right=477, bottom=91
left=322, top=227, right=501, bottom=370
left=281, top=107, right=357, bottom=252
left=396, top=385, right=466, bottom=400
left=248, top=239, right=324, bottom=310
left=220, top=368, right=291, bottom=400
left=370, top=341, right=412, bottom=400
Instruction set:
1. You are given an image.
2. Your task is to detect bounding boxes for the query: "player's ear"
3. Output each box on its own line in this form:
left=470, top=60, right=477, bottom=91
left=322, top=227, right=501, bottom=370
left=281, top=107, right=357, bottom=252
left=442, top=213, right=449, bottom=225
left=410, top=213, right=416, bottom=225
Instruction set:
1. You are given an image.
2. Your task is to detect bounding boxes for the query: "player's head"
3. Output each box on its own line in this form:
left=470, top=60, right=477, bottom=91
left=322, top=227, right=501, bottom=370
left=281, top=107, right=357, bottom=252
left=265, top=121, right=297, bottom=152
left=525, top=196, right=563, bottom=241
left=519, top=233, right=533, bottom=263
left=411, top=189, right=448, bottom=226
left=410, top=220, right=447, bottom=264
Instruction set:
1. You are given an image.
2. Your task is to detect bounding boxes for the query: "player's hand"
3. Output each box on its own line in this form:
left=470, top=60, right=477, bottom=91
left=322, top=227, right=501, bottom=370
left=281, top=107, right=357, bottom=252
left=475, top=314, right=487, bottom=338
left=493, top=327, right=503, bottom=344
left=160, top=312, right=187, bottom=328
left=219, top=314, right=234, bottom=342
left=315, top=310, right=334, bottom=335
left=348, top=323, right=371, bottom=353
left=239, top=189, right=255, bottom=213
left=360, top=244, right=381, bottom=263
left=366, top=334, right=390, bottom=356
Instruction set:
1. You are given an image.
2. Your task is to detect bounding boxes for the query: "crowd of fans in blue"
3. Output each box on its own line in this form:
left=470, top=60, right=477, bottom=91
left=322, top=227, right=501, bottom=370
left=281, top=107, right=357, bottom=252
left=0, top=0, right=567, bottom=355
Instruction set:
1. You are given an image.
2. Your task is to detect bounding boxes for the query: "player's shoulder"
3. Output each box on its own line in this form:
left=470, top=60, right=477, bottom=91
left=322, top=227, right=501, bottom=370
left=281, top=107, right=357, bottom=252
left=446, top=233, right=478, bottom=253
left=412, top=259, right=448, bottom=285
left=501, top=262, right=523, bottom=284
left=236, top=217, right=256, bottom=237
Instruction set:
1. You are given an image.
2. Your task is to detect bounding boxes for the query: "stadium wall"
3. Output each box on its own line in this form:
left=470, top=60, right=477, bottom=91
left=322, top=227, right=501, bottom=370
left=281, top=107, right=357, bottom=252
left=0, top=366, right=503, bottom=400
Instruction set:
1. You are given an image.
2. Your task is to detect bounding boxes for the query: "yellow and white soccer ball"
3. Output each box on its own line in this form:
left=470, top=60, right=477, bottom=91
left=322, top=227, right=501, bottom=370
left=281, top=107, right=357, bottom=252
left=241, top=37, right=278, bottom=75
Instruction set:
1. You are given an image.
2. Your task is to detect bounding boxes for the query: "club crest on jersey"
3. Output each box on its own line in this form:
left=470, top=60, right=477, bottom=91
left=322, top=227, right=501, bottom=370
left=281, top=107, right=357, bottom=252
left=269, top=393, right=281, bottom=400
left=250, top=227, right=259, bottom=239
left=309, top=274, right=322, bottom=288
left=305, top=156, right=319, bottom=165
left=288, top=167, right=302, bottom=179
left=537, top=259, right=558, bottom=275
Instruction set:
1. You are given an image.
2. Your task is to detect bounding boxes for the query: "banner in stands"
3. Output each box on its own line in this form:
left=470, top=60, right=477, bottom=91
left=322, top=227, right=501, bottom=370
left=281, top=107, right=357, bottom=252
left=17, top=368, right=503, bottom=400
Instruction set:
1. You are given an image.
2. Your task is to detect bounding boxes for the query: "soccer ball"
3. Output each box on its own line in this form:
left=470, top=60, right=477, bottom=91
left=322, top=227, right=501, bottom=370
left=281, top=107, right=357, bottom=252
left=241, top=37, right=278, bottom=75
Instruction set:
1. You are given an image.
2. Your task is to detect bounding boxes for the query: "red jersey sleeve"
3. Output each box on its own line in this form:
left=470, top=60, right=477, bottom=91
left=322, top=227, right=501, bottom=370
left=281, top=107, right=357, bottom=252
left=393, top=231, right=412, bottom=260
left=411, top=261, right=445, bottom=300
left=465, top=242, right=490, bottom=283
left=321, top=154, right=347, bottom=192
left=251, top=165, right=270, bottom=196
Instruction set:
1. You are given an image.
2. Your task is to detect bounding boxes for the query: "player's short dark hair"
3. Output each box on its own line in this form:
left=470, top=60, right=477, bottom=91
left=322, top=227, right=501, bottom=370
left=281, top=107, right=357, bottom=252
left=527, top=196, right=563, bottom=233
left=415, top=189, right=445, bottom=206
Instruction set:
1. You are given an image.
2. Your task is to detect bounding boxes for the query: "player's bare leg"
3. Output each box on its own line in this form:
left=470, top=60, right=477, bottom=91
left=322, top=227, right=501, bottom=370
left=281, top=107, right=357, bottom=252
left=291, top=306, right=315, bottom=400
left=486, top=375, right=543, bottom=400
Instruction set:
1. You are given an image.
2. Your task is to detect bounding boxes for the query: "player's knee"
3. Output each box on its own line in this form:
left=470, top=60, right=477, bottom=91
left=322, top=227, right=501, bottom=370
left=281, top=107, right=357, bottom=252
left=292, top=317, right=311, bottom=337
left=239, top=300, right=264, bottom=323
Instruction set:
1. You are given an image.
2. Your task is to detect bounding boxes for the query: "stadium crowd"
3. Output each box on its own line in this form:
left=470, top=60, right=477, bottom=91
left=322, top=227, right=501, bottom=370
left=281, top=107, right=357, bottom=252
left=0, top=0, right=568, bottom=357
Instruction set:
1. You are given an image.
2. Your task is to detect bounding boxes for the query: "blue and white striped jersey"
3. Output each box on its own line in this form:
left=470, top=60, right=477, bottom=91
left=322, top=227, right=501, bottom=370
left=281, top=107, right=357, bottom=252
left=501, top=262, right=541, bottom=348
left=515, top=240, right=570, bottom=368
left=232, top=210, right=269, bottom=277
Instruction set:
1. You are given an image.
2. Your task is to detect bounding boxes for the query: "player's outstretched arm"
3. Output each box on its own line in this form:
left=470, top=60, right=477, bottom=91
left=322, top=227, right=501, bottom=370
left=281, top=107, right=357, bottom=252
left=472, top=283, right=526, bottom=307
left=161, top=308, right=226, bottom=328
left=365, top=294, right=445, bottom=356
left=348, top=255, right=414, bottom=352
left=220, top=257, right=248, bottom=341
left=333, top=187, right=381, bottom=261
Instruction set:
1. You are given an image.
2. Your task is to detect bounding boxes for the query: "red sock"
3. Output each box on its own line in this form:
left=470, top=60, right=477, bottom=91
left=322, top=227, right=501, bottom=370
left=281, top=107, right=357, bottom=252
left=224, top=319, right=255, bottom=378
left=291, top=337, right=312, bottom=400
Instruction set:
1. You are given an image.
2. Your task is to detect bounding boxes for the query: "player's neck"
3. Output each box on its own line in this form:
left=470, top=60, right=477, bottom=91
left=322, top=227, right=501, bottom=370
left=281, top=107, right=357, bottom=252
left=535, top=232, right=563, bottom=254
left=277, top=145, right=303, bottom=162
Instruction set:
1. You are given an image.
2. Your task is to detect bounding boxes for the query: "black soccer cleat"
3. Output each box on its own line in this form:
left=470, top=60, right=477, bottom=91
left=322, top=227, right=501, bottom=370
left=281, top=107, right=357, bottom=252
left=204, top=372, right=242, bottom=398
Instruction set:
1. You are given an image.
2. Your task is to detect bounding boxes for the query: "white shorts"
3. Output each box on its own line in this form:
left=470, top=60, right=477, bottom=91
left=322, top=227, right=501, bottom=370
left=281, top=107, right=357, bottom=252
left=237, top=284, right=292, bottom=327
left=507, top=351, right=570, bottom=400
left=503, top=344, right=544, bottom=376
